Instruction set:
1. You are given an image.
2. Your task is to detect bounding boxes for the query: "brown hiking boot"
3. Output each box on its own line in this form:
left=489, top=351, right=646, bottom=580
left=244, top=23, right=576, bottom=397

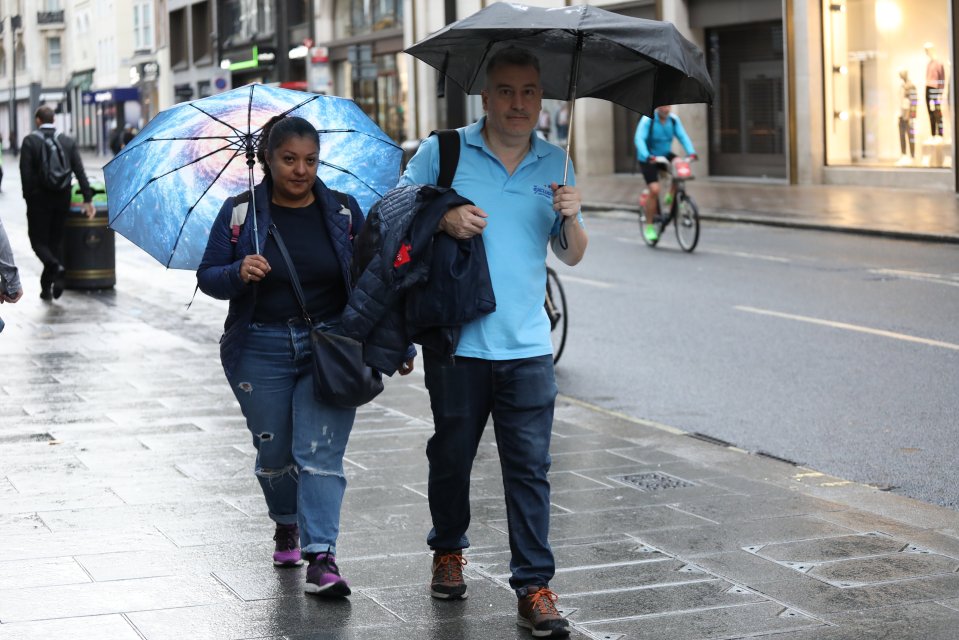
left=517, top=586, right=569, bottom=637
left=430, top=550, right=467, bottom=599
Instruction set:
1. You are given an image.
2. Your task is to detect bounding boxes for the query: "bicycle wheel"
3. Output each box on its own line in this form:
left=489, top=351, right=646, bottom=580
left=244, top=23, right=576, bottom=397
left=639, top=203, right=664, bottom=248
left=674, top=193, right=700, bottom=252
left=545, top=266, right=568, bottom=365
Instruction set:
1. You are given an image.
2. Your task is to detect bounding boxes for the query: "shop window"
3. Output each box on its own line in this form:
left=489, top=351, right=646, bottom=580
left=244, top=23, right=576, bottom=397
left=823, top=0, right=952, bottom=168
left=334, top=0, right=402, bottom=39
left=349, top=50, right=408, bottom=143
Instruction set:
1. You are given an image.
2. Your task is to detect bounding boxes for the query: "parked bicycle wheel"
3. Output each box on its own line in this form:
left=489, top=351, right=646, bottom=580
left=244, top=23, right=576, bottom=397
left=545, top=266, right=568, bottom=365
left=638, top=204, right=664, bottom=248
left=674, top=193, right=700, bottom=252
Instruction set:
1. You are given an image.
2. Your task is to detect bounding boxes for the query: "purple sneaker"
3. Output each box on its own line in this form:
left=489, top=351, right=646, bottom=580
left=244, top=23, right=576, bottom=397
left=272, top=523, right=303, bottom=567
left=304, top=552, right=351, bottom=597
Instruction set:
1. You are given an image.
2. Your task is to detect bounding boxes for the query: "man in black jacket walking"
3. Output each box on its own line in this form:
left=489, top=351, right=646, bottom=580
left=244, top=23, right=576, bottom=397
left=20, top=105, right=95, bottom=300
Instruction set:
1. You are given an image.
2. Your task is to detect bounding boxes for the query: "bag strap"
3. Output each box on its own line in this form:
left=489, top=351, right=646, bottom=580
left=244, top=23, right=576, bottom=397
left=429, top=129, right=460, bottom=188
left=267, top=224, right=312, bottom=325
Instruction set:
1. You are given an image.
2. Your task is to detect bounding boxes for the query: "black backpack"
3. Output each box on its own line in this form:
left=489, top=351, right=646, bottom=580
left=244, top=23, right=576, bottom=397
left=430, top=129, right=460, bottom=188
left=32, top=130, right=73, bottom=191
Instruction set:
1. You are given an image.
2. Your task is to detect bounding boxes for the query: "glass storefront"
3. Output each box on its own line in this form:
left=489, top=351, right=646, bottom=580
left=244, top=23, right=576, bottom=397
left=330, top=0, right=406, bottom=144
left=341, top=48, right=408, bottom=143
left=823, top=0, right=952, bottom=168
left=334, top=0, right=403, bottom=39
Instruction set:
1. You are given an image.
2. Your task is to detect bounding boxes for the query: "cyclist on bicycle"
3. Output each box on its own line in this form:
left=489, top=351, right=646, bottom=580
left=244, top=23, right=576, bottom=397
left=634, top=106, right=697, bottom=243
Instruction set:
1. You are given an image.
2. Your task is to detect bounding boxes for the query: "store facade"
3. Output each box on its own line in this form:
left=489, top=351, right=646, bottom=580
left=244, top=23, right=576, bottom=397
left=315, top=0, right=408, bottom=144
left=396, top=0, right=955, bottom=190
left=821, top=0, right=954, bottom=186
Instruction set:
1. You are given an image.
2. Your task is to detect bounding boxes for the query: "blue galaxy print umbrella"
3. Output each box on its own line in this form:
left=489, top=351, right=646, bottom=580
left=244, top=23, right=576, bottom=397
left=103, top=84, right=402, bottom=270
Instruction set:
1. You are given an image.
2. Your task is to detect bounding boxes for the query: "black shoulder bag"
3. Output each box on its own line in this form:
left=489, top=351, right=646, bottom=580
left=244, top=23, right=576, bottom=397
left=268, top=223, right=383, bottom=408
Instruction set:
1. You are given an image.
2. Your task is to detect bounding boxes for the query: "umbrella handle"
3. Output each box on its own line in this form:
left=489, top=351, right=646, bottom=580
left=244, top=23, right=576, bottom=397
left=246, top=149, right=260, bottom=255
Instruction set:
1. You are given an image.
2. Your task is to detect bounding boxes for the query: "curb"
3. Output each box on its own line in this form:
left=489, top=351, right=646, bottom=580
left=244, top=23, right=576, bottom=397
left=581, top=201, right=959, bottom=245
left=558, top=394, right=959, bottom=528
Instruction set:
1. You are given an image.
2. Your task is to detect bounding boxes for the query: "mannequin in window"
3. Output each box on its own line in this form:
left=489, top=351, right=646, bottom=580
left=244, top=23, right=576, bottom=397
left=924, top=42, right=945, bottom=138
left=897, top=69, right=918, bottom=165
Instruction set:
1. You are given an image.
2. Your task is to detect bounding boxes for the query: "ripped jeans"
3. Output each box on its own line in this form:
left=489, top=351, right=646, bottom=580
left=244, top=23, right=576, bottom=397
left=228, top=319, right=356, bottom=556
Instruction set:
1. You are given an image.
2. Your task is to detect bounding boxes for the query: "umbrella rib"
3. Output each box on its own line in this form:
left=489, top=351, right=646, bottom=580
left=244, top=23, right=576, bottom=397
left=314, top=128, right=402, bottom=149
left=109, top=140, right=240, bottom=228
left=190, top=103, right=248, bottom=139
left=167, top=147, right=246, bottom=268
left=317, top=159, right=389, bottom=197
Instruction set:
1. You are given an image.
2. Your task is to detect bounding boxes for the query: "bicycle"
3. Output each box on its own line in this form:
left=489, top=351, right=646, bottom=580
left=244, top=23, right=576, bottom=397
left=545, top=266, right=568, bottom=365
left=638, top=156, right=700, bottom=252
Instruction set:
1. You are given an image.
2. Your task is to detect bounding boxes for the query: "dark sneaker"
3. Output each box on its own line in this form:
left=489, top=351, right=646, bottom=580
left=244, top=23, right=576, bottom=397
left=304, top=552, right=351, bottom=597
left=430, top=550, right=467, bottom=600
left=517, top=586, right=569, bottom=637
left=52, top=266, right=66, bottom=299
left=272, top=523, right=302, bottom=567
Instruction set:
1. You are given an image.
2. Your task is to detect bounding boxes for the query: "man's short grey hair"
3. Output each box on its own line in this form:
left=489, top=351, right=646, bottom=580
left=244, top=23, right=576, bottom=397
left=486, top=46, right=541, bottom=77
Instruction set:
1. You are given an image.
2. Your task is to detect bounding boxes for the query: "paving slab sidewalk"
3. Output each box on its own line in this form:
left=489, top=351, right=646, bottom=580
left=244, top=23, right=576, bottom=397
left=576, top=173, right=959, bottom=243
left=0, top=161, right=957, bottom=639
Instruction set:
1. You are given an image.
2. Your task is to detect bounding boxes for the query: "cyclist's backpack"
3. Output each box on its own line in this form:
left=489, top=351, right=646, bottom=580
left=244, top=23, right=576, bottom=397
left=32, top=130, right=73, bottom=191
left=645, top=113, right=680, bottom=150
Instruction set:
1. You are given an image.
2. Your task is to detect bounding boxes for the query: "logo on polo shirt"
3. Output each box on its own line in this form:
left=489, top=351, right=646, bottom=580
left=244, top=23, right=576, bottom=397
left=532, top=184, right=552, bottom=199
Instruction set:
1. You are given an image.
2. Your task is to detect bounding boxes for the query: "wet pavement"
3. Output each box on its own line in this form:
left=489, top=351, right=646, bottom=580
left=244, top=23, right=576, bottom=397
left=1, top=156, right=958, bottom=639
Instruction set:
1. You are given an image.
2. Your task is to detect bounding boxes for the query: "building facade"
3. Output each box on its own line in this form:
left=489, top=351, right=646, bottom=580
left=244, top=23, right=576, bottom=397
left=0, top=0, right=72, bottom=154
left=394, top=0, right=956, bottom=192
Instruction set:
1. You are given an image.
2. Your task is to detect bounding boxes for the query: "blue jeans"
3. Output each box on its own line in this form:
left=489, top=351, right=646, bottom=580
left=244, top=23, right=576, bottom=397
left=227, top=319, right=356, bottom=556
left=423, top=351, right=558, bottom=591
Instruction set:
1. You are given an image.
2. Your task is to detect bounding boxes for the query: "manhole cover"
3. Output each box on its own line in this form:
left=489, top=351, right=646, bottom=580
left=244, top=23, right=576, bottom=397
left=611, top=472, right=695, bottom=491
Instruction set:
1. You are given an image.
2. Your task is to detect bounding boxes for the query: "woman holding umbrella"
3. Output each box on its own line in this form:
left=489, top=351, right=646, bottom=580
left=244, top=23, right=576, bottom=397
left=197, top=115, right=408, bottom=597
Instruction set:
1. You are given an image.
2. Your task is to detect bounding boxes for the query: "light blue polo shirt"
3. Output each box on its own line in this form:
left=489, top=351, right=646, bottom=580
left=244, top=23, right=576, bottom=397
left=399, top=117, right=581, bottom=360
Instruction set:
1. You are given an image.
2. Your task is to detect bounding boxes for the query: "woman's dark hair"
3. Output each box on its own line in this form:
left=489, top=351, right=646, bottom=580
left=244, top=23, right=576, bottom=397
left=256, top=115, right=320, bottom=179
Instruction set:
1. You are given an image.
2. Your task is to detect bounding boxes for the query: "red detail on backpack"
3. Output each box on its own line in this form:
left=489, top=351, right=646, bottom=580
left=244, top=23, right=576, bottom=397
left=393, top=243, right=412, bottom=268
left=230, top=225, right=241, bottom=244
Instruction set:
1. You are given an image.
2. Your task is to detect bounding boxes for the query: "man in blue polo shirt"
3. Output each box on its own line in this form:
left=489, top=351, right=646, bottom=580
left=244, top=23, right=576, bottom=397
left=399, top=47, right=587, bottom=638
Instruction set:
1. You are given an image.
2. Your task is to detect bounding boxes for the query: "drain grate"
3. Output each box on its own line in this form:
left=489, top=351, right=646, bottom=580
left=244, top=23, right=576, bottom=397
left=611, top=472, right=695, bottom=491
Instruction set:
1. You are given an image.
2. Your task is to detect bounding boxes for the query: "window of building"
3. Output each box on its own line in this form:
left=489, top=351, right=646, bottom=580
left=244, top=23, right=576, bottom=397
left=192, top=1, right=212, bottom=63
left=823, top=0, right=952, bottom=168
left=221, top=0, right=274, bottom=45
left=0, top=48, right=6, bottom=78
left=334, top=0, right=402, bottom=39
left=347, top=48, right=407, bottom=143
left=15, top=40, right=24, bottom=72
left=48, top=36, right=61, bottom=68
left=133, top=1, right=154, bottom=52
left=170, top=7, right=187, bottom=68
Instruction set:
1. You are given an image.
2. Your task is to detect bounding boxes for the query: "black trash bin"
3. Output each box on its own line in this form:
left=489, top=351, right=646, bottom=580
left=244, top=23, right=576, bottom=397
left=64, top=180, right=115, bottom=289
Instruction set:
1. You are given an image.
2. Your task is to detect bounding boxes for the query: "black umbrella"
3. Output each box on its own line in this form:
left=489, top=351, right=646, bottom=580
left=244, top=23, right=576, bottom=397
left=405, top=2, right=714, bottom=181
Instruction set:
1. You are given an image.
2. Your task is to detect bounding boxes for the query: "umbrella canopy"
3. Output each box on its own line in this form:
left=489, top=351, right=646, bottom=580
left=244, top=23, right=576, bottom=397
left=104, top=84, right=402, bottom=270
left=405, top=2, right=713, bottom=116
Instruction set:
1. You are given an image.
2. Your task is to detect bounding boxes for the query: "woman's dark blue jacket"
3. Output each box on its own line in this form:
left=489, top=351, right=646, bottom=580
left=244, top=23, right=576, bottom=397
left=196, top=178, right=364, bottom=380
